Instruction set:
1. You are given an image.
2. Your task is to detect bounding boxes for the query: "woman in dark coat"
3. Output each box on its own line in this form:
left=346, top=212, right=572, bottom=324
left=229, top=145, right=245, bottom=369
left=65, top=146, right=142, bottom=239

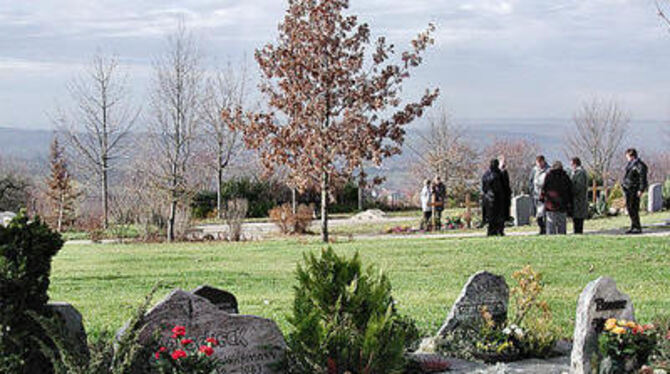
left=540, top=161, right=574, bottom=235
left=482, top=159, right=511, bottom=236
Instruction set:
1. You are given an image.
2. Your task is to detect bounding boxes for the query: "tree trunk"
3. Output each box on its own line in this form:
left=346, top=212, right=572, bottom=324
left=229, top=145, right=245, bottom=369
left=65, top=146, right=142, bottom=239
left=357, top=169, right=364, bottom=211
left=217, top=162, right=223, bottom=220
left=102, top=165, right=109, bottom=229
left=57, top=194, right=64, bottom=233
left=320, top=171, right=329, bottom=243
left=292, top=188, right=297, bottom=214
left=167, top=198, right=177, bottom=242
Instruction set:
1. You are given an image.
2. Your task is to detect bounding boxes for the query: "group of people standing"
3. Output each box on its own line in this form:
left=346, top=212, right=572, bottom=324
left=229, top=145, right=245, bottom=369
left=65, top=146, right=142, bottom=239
left=420, top=176, right=447, bottom=230
left=482, top=148, right=648, bottom=237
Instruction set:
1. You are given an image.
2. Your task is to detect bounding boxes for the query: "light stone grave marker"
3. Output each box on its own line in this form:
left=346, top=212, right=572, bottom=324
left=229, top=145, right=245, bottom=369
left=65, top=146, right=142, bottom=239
left=570, top=277, right=634, bottom=374
left=437, top=271, right=509, bottom=336
left=648, top=183, right=663, bottom=213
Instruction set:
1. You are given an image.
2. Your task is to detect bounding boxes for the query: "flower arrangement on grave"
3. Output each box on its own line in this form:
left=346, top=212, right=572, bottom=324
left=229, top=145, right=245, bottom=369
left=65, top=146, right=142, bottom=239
left=597, top=318, right=658, bottom=374
left=385, top=225, right=416, bottom=234
left=443, top=215, right=465, bottom=230
left=152, top=325, right=220, bottom=374
left=440, top=266, right=560, bottom=363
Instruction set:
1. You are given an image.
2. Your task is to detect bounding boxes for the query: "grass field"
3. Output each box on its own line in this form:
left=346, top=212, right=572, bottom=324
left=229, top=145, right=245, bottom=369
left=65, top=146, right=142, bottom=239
left=49, top=233, right=670, bottom=342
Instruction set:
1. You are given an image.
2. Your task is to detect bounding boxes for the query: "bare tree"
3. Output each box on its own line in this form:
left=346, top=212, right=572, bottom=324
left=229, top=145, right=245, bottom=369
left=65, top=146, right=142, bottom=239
left=56, top=53, right=139, bottom=229
left=147, top=23, right=204, bottom=242
left=482, top=138, right=539, bottom=195
left=566, top=99, right=629, bottom=189
left=200, top=64, right=247, bottom=219
left=410, top=108, right=480, bottom=199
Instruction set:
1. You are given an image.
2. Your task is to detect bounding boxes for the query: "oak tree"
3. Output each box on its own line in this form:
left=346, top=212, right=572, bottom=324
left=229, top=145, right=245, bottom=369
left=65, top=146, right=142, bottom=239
left=236, top=0, right=439, bottom=242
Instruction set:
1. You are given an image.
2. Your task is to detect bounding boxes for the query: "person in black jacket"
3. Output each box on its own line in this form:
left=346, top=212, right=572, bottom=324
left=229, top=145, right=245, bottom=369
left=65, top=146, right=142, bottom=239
left=482, top=159, right=511, bottom=236
left=540, top=161, right=574, bottom=235
left=622, top=148, right=648, bottom=234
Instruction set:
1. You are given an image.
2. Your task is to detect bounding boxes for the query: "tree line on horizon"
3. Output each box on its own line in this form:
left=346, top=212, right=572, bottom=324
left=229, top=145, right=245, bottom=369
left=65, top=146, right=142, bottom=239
left=1, top=0, right=670, bottom=243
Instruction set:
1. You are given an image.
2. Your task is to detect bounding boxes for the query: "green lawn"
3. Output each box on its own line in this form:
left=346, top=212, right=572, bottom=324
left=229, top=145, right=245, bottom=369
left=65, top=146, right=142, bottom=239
left=49, top=234, right=670, bottom=342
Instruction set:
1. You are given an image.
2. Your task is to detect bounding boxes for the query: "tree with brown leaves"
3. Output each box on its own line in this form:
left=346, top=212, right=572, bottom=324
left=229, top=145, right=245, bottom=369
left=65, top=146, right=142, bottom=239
left=46, top=137, right=79, bottom=232
left=235, top=0, right=439, bottom=242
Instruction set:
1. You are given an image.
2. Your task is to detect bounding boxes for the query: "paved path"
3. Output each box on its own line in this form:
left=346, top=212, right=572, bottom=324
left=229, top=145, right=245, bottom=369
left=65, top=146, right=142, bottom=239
left=64, top=219, right=670, bottom=245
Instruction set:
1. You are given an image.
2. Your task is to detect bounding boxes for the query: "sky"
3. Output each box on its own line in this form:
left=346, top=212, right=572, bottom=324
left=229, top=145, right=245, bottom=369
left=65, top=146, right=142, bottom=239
left=2, top=0, right=670, bottom=130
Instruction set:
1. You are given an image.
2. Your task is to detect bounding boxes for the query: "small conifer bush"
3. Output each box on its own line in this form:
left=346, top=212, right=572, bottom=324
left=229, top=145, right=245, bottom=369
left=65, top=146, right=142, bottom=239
left=286, top=247, right=418, bottom=374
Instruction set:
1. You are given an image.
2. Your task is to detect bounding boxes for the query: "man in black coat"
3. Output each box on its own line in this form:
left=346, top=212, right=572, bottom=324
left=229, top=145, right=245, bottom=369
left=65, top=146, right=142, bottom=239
left=622, top=148, right=648, bottom=234
left=482, top=159, right=511, bottom=236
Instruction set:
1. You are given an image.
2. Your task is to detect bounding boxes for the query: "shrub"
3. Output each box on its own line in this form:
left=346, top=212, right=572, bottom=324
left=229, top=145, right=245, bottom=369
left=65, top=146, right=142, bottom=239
left=648, top=316, right=670, bottom=371
left=663, top=178, right=670, bottom=210
left=269, top=203, right=313, bottom=235
left=285, top=247, right=419, bottom=374
left=190, top=191, right=217, bottom=219
left=0, top=212, right=64, bottom=373
left=221, top=177, right=289, bottom=218
left=224, top=199, right=248, bottom=242
left=607, top=183, right=624, bottom=207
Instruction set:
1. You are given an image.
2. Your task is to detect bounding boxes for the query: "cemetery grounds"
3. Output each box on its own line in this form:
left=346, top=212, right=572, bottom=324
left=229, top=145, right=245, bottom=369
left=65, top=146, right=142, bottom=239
left=49, top=211, right=670, bottom=342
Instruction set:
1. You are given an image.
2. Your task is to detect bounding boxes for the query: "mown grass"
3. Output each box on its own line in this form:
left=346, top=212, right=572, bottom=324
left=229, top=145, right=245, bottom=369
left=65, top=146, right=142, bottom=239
left=49, top=234, right=670, bottom=342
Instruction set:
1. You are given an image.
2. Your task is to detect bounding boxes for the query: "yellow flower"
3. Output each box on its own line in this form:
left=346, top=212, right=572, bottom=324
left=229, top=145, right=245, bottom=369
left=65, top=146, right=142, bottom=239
left=625, top=321, right=636, bottom=329
left=612, top=327, right=626, bottom=335
left=604, top=318, right=617, bottom=331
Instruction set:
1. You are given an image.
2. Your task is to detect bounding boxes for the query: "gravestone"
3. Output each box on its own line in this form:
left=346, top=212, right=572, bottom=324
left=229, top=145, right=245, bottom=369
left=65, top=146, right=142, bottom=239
left=47, top=302, right=90, bottom=362
left=570, top=277, right=635, bottom=374
left=511, top=195, right=532, bottom=226
left=130, top=290, right=285, bottom=374
left=648, top=183, right=663, bottom=212
left=192, top=285, right=239, bottom=314
left=437, top=271, right=509, bottom=336
left=1, top=211, right=16, bottom=227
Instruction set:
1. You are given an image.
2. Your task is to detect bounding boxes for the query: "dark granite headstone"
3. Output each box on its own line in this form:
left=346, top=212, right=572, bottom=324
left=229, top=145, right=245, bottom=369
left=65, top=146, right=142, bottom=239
left=192, top=285, right=239, bottom=314
left=127, top=289, right=285, bottom=374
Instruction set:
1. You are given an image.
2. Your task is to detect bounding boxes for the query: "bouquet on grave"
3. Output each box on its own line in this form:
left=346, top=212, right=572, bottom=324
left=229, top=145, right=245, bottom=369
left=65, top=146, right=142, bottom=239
left=153, top=325, right=221, bottom=374
left=598, top=318, right=657, bottom=374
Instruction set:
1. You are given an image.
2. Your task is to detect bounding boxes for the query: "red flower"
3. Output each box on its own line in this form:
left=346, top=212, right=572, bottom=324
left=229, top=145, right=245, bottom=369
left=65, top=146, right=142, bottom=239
left=206, top=337, right=219, bottom=346
left=666, top=330, right=670, bottom=340
left=199, top=345, right=214, bottom=356
left=180, top=338, right=194, bottom=345
left=154, top=346, right=167, bottom=359
left=171, top=325, right=186, bottom=338
left=171, top=349, right=187, bottom=360
left=633, top=325, right=644, bottom=335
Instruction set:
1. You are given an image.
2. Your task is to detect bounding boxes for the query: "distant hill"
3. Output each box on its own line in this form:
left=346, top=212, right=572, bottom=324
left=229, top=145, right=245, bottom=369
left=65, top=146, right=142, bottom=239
left=1, top=119, right=665, bottom=191
left=0, top=127, right=53, bottom=160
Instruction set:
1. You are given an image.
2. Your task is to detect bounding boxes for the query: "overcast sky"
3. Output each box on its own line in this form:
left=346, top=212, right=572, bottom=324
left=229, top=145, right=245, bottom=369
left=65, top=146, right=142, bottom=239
left=2, top=0, right=670, bottom=130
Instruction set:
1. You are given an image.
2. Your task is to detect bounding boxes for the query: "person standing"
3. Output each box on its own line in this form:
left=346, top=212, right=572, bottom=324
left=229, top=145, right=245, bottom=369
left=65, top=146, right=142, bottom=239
left=482, top=159, right=510, bottom=236
left=420, top=179, right=432, bottom=230
left=529, top=155, right=550, bottom=234
left=500, top=156, right=512, bottom=223
left=570, top=157, right=589, bottom=234
left=622, top=148, right=648, bottom=234
left=541, top=161, right=574, bottom=235
left=433, top=176, right=446, bottom=230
